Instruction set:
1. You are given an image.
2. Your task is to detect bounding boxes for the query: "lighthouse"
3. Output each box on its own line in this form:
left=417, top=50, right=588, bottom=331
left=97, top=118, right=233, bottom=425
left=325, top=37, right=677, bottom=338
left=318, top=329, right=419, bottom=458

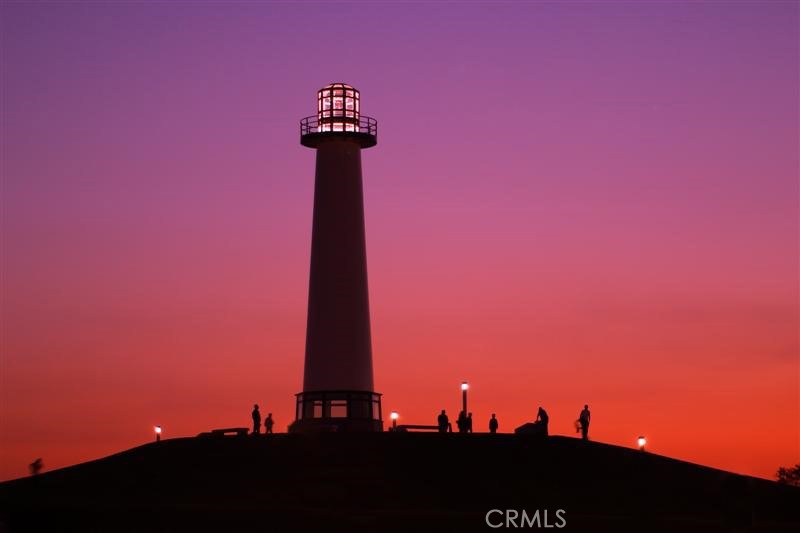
left=289, top=83, right=382, bottom=433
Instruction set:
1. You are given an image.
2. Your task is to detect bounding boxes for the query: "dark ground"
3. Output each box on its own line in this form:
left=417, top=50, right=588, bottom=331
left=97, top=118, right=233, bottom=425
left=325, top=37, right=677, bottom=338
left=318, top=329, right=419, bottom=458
left=0, top=433, right=797, bottom=532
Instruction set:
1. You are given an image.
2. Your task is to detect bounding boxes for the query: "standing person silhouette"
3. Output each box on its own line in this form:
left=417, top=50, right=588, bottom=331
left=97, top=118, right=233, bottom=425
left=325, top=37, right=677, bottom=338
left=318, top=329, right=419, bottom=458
left=251, top=404, right=261, bottom=435
left=536, top=407, right=549, bottom=436
left=457, top=410, right=467, bottom=433
left=264, top=413, right=274, bottom=434
left=579, top=404, right=591, bottom=440
left=489, top=414, right=498, bottom=433
left=466, top=412, right=473, bottom=433
left=437, top=409, right=450, bottom=433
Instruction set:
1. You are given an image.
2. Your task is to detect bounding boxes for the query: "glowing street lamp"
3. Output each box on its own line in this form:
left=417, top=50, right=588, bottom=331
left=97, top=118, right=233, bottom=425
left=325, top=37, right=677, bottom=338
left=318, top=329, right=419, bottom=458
left=461, top=381, right=469, bottom=415
left=637, top=435, right=646, bottom=451
left=390, top=411, right=399, bottom=430
left=155, top=425, right=162, bottom=442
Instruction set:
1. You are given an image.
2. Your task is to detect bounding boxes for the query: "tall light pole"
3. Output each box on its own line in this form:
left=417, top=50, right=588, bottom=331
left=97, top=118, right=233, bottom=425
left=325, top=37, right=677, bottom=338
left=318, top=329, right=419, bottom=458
left=461, top=381, right=469, bottom=415
left=154, top=426, right=162, bottom=442
left=390, top=411, right=398, bottom=430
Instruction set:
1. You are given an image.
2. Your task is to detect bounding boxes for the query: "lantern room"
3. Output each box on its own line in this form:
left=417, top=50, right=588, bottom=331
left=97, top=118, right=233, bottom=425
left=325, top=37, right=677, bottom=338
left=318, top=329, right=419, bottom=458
left=318, top=83, right=360, bottom=132
left=300, top=82, right=377, bottom=148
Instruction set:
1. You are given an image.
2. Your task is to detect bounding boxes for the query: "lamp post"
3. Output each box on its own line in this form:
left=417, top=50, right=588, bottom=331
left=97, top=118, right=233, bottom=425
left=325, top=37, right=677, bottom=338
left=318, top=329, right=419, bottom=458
left=461, top=381, right=469, bottom=415
left=155, top=426, right=162, bottom=442
left=390, top=411, right=398, bottom=430
left=637, top=435, right=646, bottom=451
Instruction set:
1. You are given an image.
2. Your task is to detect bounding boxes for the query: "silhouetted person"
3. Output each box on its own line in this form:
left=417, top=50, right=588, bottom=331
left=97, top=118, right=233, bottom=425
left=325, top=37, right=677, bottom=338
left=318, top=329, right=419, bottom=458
left=264, top=413, right=274, bottom=434
left=466, top=412, right=473, bottom=433
left=252, top=404, right=261, bottom=435
left=579, top=404, right=591, bottom=440
left=29, top=458, right=42, bottom=476
left=457, top=410, right=467, bottom=433
left=437, top=409, right=450, bottom=433
left=535, top=406, right=549, bottom=436
left=489, top=413, right=498, bottom=433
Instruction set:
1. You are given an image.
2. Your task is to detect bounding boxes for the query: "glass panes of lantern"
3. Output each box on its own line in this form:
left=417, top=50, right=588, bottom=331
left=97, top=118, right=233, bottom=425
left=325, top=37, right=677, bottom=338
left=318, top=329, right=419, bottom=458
left=317, top=83, right=360, bottom=133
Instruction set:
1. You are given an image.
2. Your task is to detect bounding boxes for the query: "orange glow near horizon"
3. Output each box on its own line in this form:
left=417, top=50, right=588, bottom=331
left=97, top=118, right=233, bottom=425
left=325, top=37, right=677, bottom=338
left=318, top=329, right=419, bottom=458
left=1, top=1, right=797, bottom=483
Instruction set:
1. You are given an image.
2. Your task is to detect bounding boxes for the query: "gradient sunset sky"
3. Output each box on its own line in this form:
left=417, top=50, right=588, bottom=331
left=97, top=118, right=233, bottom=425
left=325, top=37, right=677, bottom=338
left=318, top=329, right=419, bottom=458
left=1, top=1, right=797, bottom=481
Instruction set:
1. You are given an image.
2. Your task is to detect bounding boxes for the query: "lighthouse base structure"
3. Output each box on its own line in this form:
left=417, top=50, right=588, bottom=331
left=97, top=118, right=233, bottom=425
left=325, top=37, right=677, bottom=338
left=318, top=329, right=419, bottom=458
left=289, top=390, right=383, bottom=433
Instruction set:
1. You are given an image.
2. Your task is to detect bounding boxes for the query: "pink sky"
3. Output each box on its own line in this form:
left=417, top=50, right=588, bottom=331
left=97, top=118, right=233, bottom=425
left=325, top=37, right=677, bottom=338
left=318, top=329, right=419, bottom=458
left=1, top=1, right=797, bottom=481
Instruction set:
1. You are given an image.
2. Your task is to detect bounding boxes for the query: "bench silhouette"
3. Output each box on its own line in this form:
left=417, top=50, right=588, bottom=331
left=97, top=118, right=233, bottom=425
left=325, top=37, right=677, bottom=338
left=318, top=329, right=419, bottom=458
left=197, top=427, right=249, bottom=437
left=394, top=424, right=441, bottom=432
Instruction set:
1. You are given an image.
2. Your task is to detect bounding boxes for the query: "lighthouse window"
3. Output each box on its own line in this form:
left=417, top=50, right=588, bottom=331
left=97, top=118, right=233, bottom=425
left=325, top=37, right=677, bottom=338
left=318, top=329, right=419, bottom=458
left=301, top=398, right=323, bottom=419
left=329, top=401, right=348, bottom=418
left=321, top=96, right=331, bottom=119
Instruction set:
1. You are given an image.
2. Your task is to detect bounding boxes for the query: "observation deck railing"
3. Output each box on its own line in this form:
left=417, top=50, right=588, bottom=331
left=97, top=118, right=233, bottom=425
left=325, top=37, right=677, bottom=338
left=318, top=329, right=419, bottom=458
left=300, top=115, right=378, bottom=138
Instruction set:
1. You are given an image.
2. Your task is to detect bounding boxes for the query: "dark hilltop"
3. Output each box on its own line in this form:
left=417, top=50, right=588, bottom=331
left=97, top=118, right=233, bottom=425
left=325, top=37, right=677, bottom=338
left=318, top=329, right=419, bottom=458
left=1, top=432, right=798, bottom=532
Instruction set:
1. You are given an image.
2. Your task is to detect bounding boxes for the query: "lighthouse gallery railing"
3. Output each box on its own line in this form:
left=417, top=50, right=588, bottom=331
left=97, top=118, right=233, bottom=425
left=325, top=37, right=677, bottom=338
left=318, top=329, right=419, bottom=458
left=300, top=115, right=378, bottom=137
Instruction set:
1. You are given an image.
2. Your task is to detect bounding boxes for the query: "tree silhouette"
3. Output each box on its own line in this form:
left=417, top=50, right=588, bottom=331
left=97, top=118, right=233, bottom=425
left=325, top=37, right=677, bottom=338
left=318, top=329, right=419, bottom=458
left=776, top=464, right=800, bottom=486
left=29, top=458, right=43, bottom=476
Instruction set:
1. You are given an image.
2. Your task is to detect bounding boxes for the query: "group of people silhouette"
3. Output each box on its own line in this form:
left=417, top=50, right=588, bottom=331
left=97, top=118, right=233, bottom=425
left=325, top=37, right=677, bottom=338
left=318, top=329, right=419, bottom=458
left=436, top=404, right=592, bottom=439
left=436, top=410, right=494, bottom=434
left=251, top=404, right=274, bottom=435
left=436, top=410, right=480, bottom=433
left=533, top=404, right=591, bottom=439
left=248, top=402, right=591, bottom=438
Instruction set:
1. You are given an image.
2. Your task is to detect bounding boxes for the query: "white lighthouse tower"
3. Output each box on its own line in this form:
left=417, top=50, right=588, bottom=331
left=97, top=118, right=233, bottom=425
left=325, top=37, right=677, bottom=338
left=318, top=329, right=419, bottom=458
left=289, top=83, right=382, bottom=433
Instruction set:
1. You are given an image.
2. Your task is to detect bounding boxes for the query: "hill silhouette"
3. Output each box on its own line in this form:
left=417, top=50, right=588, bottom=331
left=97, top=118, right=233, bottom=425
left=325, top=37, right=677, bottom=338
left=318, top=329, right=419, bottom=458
left=0, top=433, right=797, bottom=532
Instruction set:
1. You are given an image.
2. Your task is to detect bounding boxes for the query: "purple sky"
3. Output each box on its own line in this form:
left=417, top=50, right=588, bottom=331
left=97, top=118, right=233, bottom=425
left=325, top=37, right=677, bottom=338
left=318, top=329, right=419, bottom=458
left=1, top=1, right=797, bottom=481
